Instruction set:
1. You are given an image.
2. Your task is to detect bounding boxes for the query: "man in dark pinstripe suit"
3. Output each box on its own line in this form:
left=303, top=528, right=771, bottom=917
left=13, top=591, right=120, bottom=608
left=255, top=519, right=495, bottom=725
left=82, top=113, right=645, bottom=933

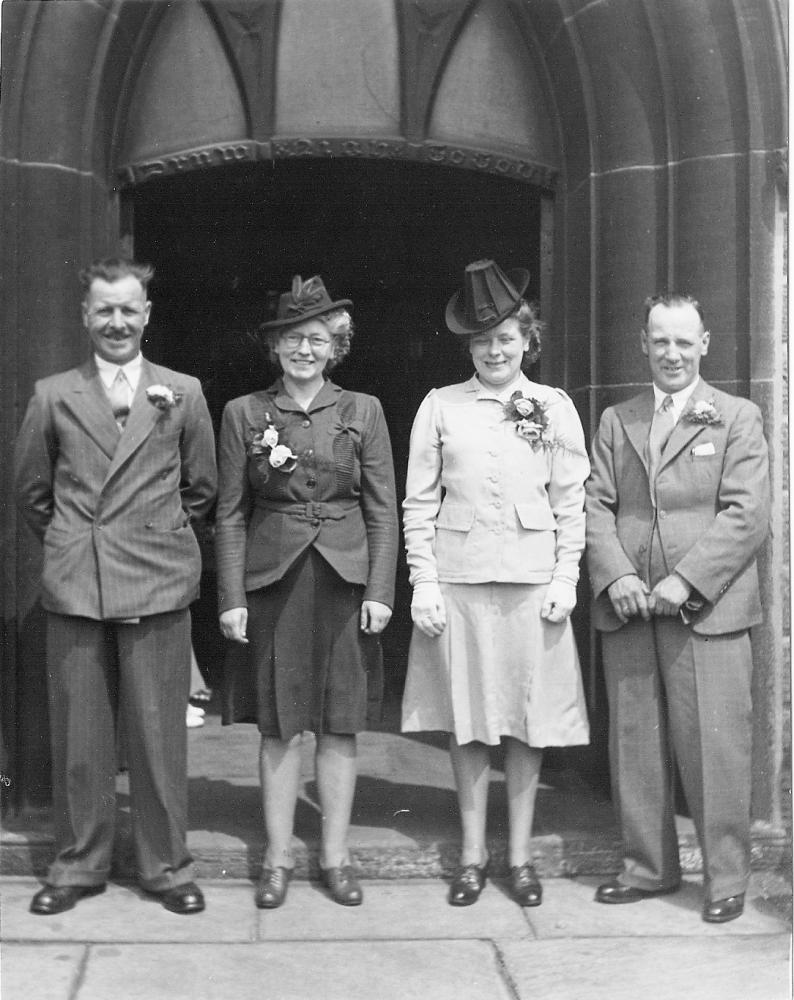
left=15, top=258, right=217, bottom=915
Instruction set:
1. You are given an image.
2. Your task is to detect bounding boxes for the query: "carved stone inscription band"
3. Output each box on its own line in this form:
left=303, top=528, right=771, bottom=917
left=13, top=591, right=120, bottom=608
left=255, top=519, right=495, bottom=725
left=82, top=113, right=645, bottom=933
left=116, top=138, right=558, bottom=188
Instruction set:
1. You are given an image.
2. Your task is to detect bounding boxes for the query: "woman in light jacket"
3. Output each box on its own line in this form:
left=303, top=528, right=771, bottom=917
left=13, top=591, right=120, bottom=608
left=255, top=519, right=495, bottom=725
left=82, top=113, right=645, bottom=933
left=216, top=276, right=398, bottom=910
left=402, top=260, right=590, bottom=907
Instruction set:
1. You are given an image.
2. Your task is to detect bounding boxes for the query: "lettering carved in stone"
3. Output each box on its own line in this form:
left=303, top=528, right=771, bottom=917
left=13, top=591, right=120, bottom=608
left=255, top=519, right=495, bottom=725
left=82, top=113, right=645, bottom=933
left=117, top=138, right=557, bottom=189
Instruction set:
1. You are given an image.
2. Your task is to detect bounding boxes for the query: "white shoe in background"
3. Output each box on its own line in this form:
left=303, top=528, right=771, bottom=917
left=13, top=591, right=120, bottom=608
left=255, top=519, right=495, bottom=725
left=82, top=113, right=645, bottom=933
left=186, top=704, right=205, bottom=728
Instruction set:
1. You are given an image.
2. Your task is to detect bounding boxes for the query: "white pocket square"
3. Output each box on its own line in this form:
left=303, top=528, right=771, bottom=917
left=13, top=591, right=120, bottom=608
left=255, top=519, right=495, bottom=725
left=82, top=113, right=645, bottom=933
left=691, top=442, right=716, bottom=456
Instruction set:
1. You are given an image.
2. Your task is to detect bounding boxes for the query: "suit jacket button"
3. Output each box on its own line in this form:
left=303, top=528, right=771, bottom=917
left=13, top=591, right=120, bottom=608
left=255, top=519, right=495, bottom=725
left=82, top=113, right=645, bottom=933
left=302, top=419, right=311, bottom=428
left=306, top=478, right=317, bottom=488
left=311, top=518, right=320, bottom=527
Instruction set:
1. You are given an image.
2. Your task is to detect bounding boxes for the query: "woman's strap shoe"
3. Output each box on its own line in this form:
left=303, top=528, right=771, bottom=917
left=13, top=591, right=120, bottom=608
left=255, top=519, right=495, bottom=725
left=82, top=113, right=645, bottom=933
left=320, top=865, right=363, bottom=906
left=255, top=867, right=292, bottom=909
left=509, top=864, right=542, bottom=907
left=449, top=860, right=489, bottom=906
left=702, top=893, right=745, bottom=923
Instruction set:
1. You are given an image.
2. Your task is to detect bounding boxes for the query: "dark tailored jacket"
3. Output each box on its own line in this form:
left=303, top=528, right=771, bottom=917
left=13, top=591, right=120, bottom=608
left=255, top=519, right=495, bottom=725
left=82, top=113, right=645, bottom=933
left=585, top=379, right=769, bottom=636
left=215, top=379, right=398, bottom=613
left=14, top=358, right=217, bottom=620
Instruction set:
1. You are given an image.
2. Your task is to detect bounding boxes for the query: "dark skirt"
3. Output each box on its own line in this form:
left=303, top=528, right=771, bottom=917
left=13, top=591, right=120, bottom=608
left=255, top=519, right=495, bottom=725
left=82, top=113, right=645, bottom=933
left=221, top=548, right=383, bottom=740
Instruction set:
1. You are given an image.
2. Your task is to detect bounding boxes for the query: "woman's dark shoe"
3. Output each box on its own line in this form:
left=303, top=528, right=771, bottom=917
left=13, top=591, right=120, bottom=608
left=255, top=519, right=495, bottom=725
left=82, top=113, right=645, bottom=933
left=702, top=893, right=745, bottom=923
left=509, top=864, right=542, bottom=907
left=255, top=867, right=293, bottom=909
left=449, top=859, right=489, bottom=906
left=319, top=865, right=363, bottom=906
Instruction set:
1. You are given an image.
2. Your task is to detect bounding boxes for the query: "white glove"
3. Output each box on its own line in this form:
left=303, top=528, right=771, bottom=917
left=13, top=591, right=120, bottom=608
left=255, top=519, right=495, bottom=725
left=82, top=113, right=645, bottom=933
left=541, top=580, right=577, bottom=623
left=411, top=582, right=447, bottom=637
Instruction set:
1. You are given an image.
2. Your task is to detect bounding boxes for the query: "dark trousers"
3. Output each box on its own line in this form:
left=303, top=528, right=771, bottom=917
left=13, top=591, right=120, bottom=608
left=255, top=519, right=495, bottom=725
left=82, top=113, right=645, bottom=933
left=602, top=616, right=753, bottom=901
left=45, top=609, right=194, bottom=891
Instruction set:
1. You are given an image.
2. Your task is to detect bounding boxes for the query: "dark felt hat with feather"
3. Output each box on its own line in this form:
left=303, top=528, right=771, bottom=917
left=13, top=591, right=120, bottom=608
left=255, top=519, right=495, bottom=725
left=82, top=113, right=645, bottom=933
left=260, top=275, right=352, bottom=330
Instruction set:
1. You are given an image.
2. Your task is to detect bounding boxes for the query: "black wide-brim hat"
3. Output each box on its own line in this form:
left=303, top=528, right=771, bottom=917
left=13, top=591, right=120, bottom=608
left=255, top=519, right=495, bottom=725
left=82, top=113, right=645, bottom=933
left=445, top=259, right=530, bottom=336
left=260, top=275, right=352, bottom=330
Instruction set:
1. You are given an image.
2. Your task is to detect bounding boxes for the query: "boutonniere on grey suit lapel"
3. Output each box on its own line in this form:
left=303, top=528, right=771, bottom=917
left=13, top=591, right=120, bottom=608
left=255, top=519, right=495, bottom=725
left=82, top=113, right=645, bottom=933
left=146, top=384, right=183, bottom=410
left=247, top=411, right=299, bottom=479
left=682, top=398, right=722, bottom=425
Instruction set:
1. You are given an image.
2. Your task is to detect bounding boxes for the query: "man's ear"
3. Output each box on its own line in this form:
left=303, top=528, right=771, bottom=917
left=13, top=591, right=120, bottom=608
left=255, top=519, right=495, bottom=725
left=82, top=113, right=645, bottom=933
left=640, top=328, right=649, bottom=356
left=700, top=329, right=710, bottom=355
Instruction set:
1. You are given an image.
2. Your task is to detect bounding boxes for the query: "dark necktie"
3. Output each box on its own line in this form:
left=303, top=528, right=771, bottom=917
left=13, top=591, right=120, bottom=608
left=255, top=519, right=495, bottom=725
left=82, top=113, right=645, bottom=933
left=108, top=369, right=130, bottom=430
left=647, top=394, right=675, bottom=496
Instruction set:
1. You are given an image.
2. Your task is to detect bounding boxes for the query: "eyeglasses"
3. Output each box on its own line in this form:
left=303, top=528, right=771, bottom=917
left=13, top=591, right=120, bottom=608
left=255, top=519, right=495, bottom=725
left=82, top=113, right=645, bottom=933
left=280, top=332, right=332, bottom=350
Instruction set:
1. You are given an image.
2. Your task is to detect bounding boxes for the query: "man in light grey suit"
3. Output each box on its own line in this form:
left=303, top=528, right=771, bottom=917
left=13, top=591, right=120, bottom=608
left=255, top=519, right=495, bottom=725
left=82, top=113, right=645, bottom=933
left=15, top=258, right=217, bottom=915
left=585, top=293, right=769, bottom=923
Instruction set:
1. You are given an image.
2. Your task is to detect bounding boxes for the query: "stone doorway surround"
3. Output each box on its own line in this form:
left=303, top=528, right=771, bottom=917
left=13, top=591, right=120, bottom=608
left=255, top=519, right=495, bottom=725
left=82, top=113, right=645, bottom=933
left=1, top=0, right=787, bottom=862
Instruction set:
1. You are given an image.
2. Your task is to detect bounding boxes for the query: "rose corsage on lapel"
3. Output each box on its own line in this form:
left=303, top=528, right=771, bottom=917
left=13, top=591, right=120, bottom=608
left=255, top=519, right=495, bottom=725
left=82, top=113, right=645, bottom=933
left=248, top=412, right=298, bottom=477
left=682, top=398, right=722, bottom=425
left=146, top=384, right=183, bottom=410
left=501, top=392, right=556, bottom=452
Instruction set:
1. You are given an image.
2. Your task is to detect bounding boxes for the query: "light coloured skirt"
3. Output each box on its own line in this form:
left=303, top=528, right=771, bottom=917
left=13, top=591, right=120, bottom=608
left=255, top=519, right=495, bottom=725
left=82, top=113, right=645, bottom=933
left=401, top=581, right=589, bottom=747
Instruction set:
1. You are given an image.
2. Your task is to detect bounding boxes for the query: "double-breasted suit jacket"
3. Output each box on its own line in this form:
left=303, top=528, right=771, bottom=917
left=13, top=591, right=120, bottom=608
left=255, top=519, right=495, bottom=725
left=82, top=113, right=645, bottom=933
left=15, top=358, right=217, bottom=619
left=215, top=378, right=398, bottom=613
left=14, top=354, right=216, bottom=892
left=586, top=378, right=769, bottom=633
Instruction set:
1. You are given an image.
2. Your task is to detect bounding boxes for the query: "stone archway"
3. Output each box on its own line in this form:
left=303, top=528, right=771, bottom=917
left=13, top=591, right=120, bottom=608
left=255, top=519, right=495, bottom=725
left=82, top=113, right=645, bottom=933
left=1, top=0, right=786, bottom=837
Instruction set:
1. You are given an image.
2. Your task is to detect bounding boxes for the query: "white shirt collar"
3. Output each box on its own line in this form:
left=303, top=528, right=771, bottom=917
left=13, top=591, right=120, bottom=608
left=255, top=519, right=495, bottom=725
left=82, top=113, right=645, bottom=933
left=94, top=353, right=143, bottom=392
left=652, top=376, right=700, bottom=420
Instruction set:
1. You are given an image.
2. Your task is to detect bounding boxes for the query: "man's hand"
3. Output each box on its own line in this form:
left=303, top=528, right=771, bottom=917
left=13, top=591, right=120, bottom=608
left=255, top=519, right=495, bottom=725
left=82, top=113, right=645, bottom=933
left=648, top=573, right=691, bottom=617
left=607, top=574, right=652, bottom=623
left=411, top=582, right=447, bottom=637
left=541, top=580, right=577, bottom=623
left=220, top=607, right=248, bottom=643
left=360, top=601, right=392, bottom=634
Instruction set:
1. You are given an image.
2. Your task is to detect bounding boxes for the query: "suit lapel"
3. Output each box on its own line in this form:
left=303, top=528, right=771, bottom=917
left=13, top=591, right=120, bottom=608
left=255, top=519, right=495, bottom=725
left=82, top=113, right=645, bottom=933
left=620, top=390, right=655, bottom=473
left=61, top=361, right=121, bottom=461
left=103, top=360, right=166, bottom=483
left=658, top=379, right=711, bottom=472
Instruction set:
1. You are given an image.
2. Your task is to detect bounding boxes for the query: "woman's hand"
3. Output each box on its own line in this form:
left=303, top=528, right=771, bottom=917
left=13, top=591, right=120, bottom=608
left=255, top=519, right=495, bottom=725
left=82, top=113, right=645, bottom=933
left=411, top=582, right=447, bottom=637
left=360, top=601, right=392, bottom=634
left=541, top=580, right=577, bottom=624
left=220, top=607, right=249, bottom=643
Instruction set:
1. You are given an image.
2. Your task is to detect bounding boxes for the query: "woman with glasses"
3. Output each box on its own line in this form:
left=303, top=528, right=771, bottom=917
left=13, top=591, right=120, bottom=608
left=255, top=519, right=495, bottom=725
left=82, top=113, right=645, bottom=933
left=215, top=275, right=398, bottom=909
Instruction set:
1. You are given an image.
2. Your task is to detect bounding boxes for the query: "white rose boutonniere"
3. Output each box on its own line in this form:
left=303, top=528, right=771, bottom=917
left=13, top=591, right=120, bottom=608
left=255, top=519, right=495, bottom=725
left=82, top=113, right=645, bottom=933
left=683, top=398, right=722, bottom=425
left=248, top=412, right=299, bottom=477
left=146, top=384, right=183, bottom=410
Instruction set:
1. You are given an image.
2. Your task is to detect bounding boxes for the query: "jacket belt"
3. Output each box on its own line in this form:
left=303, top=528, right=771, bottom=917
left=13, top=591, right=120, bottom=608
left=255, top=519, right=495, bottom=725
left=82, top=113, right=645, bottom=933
left=253, top=498, right=357, bottom=522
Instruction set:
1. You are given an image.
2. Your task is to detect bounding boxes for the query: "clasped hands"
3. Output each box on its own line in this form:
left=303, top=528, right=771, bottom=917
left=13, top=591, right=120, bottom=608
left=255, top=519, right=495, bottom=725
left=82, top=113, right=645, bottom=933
left=411, top=579, right=576, bottom=638
left=219, top=600, right=392, bottom=643
left=607, top=572, right=691, bottom=624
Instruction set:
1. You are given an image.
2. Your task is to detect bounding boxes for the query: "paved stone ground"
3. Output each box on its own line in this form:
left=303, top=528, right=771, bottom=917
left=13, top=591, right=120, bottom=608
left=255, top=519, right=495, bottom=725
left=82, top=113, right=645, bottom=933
left=2, top=874, right=790, bottom=1000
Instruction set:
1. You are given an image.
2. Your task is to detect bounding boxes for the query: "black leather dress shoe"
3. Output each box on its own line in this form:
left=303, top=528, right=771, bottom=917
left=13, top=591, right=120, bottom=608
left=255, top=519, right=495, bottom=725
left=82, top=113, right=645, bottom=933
left=320, top=865, right=362, bottom=906
left=255, top=867, right=292, bottom=909
left=30, top=883, right=106, bottom=915
left=595, top=879, right=680, bottom=904
left=703, top=893, right=745, bottom=923
left=509, top=864, right=542, bottom=907
left=160, top=882, right=205, bottom=914
left=449, top=860, right=489, bottom=906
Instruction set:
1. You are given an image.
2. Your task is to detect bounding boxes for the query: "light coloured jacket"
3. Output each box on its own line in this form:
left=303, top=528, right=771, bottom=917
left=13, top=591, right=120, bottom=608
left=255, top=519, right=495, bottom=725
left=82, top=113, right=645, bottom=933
left=585, top=379, right=769, bottom=635
left=14, top=358, right=217, bottom=620
left=403, top=374, right=590, bottom=586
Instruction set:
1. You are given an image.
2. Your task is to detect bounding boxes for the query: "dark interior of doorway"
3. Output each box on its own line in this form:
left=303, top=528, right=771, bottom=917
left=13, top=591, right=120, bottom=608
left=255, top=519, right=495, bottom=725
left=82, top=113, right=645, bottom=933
left=132, top=158, right=544, bottom=710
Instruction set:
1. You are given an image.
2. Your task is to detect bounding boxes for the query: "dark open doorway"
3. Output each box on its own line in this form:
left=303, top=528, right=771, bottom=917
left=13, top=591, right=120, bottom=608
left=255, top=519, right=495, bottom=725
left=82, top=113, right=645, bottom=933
left=131, top=158, right=544, bottom=706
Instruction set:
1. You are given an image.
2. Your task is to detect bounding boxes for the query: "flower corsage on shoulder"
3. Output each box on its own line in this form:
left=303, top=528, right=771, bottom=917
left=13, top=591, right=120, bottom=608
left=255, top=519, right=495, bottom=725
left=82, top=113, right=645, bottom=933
left=503, top=391, right=584, bottom=456
left=682, top=398, right=722, bottom=425
left=146, top=384, right=183, bottom=410
left=248, top=412, right=298, bottom=475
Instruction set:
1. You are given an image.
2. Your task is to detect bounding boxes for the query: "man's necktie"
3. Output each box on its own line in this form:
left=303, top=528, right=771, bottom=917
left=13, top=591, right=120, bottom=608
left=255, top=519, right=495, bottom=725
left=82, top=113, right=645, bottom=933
left=647, top=394, right=675, bottom=496
left=108, top=369, right=131, bottom=429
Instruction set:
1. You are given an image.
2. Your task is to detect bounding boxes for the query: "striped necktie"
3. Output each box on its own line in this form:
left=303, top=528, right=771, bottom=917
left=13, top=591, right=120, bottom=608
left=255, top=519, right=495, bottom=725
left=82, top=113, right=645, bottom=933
left=647, top=394, right=675, bottom=496
left=108, top=369, right=131, bottom=430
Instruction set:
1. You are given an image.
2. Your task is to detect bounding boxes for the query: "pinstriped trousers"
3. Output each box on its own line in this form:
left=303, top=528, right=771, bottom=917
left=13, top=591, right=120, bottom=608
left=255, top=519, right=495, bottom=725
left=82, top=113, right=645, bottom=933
left=45, top=609, right=194, bottom=892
